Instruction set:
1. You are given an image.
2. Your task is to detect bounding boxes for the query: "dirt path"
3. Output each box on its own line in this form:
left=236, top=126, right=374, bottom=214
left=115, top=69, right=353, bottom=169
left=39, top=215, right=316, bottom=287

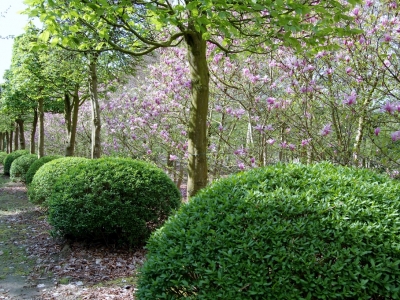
left=0, top=167, right=145, bottom=300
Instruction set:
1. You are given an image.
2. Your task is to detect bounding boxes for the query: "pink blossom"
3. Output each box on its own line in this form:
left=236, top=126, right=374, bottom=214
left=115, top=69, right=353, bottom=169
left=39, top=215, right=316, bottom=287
left=267, top=97, right=275, bottom=105
left=213, top=53, right=223, bottom=64
left=238, top=162, right=245, bottom=170
left=346, top=67, right=353, bottom=74
left=267, top=138, right=276, bottom=145
left=264, top=124, right=274, bottom=131
left=254, top=124, right=264, bottom=132
left=343, top=91, right=357, bottom=105
left=280, top=141, right=288, bottom=148
left=320, top=124, right=332, bottom=136
left=301, top=139, right=312, bottom=146
left=326, top=68, right=333, bottom=75
left=234, top=147, right=247, bottom=156
left=288, top=144, right=296, bottom=151
left=384, top=34, right=392, bottom=42
left=215, top=105, right=222, bottom=112
left=147, top=149, right=152, bottom=155
left=169, top=154, right=178, bottom=161
left=374, top=128, right=381, bottom=136
left=391, top=131, right=400, bottom=141
left=382, top=101, right=396, bottom=114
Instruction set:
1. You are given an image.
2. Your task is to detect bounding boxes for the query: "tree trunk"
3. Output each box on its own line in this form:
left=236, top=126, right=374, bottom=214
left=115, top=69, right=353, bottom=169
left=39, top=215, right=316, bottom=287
left=0, top=133, right=3, bottom=152
left=89, top=53, right=101, bottom=159
left=16, top=119, right=25, bottom=150
left=30, top=109, right=38, bottom=154
left=6, top=131, right=11, bottom=153
left=14, top=122, right=19, bottom=151
left=64, top=86, right=80, bottom=156
left=38, top=98, right=45, bottom=158
left=185, top=31, right=209, bottom=198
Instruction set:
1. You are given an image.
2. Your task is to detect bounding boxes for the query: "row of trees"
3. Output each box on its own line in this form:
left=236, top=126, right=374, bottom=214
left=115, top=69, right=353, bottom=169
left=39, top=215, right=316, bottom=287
left=1, top=0, right=399, bottom=196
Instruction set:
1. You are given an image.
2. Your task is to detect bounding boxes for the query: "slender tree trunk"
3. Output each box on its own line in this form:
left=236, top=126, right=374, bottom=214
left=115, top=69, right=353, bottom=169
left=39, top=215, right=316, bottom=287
left=0, top=133, right=3, bottom=152
left=30, top=109, right=38, bottom=154
left=64, top=86, right=80, bottom=156
left=14, top=122, right=19, bottom=151
left=185, top=31, right=209, bottom=197
left=89, top=53, right=101, bottom=159
left=16, top=119, right=25, bottom=150
left=6, top=131, right=11, bottom=153
left=38, top=98, right=45, bottom=158
left=8, top=130, right=14, bottom=153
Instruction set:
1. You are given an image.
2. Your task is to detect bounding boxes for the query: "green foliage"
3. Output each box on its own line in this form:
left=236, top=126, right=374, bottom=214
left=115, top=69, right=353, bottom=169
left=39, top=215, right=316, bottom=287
left=0, top=152, right=7, bottom=165
left=48, top=157, right=181, bottom=247
left=10, top=154, right=38, bottom=182
left=137, top=162, right=400, bottom=299
left=28, top=157, right=87, bottom=206
left=3, top=150, right=29, bottom=175
left=25, top=155, right=62, bottom=185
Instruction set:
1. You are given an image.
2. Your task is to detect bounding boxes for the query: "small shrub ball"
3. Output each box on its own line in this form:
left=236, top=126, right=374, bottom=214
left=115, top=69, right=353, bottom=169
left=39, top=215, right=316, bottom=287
left=48, top=157, right=181, bottom=247
left=137, top=162, right=400, bottom=299
left=10, top=154, right=38, bottom=182
left=3, top=150, right=29, bottom=175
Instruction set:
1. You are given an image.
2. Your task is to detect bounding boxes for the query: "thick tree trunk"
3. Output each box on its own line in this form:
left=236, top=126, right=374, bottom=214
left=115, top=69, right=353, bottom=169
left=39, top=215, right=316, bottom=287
left=64, top=87, right=80, bottom=156
left=89, top=53, right=101, bottom=159
left=30, top=109, right=38, bottom=154
left=185, top=32, right=209, bottom=197
left=16, top=119, right=25, bottom=150
left=14, top=122, right=19, bottom=151
left=38, top=98, right=45, bottom=158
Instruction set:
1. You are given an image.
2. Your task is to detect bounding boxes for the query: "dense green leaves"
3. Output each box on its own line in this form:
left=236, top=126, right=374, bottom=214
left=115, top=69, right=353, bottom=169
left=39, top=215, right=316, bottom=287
left=10, top=154, right=38, bottom=182
left=28, top=157, right=87, bottom=205
left=3, top=150, right=30, bottom=176
left=25, top=155, right=62, bottom=185
left=47, top=158, right=181, bottom=247
left=25, top=0, right=361, bottom=55
left=137, top=162, right=400, bottom=299
left=0, top=152, right=7, bottom=165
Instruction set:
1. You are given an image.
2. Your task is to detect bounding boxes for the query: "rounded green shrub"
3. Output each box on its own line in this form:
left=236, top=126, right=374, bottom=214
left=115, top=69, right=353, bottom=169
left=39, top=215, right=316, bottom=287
left=0, top=151, right=8, bottom=165
left=10, top=154, right=38, bottom=182
left=25, top=155, right=62, bottom=185
left=28, top=157, right=87, bottom=206
left=137, top=162, right=400, bottom=299
left=48, top=157, right=181, bottom=247
left=3, top=150, right=29, bottom=175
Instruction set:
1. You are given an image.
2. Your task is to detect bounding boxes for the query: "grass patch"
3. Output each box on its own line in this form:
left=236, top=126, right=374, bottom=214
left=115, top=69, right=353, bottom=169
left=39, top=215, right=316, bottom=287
left=93, top=273, right=139, bottom=288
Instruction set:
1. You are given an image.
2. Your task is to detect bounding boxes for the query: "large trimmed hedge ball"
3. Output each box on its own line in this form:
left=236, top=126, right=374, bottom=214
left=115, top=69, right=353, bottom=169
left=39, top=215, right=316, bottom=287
left=48, top=157, right=181, bottom=247
left=137, top=162, right=400, bottom=299
left=3, top=150, right=29, bottom=175
left=10, top=154, right=38, bottom=182
left=25, top=155, right=62, bottom=185
left=28, top=157, right=87, bottom=206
